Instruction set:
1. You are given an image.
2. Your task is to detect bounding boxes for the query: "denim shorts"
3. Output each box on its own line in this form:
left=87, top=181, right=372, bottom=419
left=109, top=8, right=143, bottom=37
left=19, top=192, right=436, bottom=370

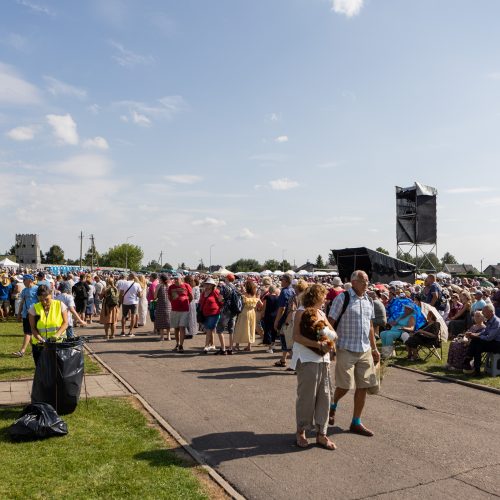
left=203, top=314, right=220, bottom=331
left=216, top=311, right=236, bottom=334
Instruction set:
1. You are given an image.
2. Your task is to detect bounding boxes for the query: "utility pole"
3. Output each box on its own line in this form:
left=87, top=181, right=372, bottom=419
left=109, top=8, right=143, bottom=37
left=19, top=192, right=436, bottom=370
left=79, top=231, right=83, bottom=268
left=159, top=251, right=163, bottom=270
left=89, top=234, right=95, bottom=271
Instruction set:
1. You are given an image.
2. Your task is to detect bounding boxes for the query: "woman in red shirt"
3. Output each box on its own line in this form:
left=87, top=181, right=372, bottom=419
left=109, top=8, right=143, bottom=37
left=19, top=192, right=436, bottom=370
left=199, top=277, right=224, bottom=354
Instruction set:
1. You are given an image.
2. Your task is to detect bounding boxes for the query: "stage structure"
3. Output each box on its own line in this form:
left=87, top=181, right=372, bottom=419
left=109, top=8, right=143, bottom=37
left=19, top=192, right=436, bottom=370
left=331, top=247, right=416, bottom=284
left=15, top=234, right=41, bottom=267
left=396, top=182, right=437, bottom=271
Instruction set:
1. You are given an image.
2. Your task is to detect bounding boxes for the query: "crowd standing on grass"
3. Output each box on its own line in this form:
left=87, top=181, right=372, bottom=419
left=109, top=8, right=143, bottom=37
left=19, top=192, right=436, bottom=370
left=2, top=264, right=500, bottom=449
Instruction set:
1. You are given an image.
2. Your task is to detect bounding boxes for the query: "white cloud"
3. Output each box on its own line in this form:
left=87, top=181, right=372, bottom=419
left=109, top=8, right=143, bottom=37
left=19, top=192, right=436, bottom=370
left=269, top=178, right=299, bottom=191
left=267, top=112, right=281, bottom=122
left=46, top=113, right=79, bottom=145
left=114, top=95, right=187, bottom=126
left=237, top=228, right=256, bottom=240
left=115, top=96, right=186, bottom=126
left=316, top=161, right=339, bottom=169
left=274, top=135, right=289, bottom=143
left=164, top=175, right=202, bottom=184
left=16, top=0, right=55, bottom=16
left=486, top=72, right=500, bottom=81
left=48, top=154, right=112, bottom=178
left=445, top=187, right=495, bottom=194
left=332, top=0, right=364, bottom=17
left=109, top=40, right=154, bottom=68
left=192, top=217, right=226, bottom=227
left=83, top=136, right=109, bottom=150
left=44, top=76, right=87, bottom=99
left=132, top=111, right=151, bottom=127
left=87, top=104, right=100, bottom=114
left=0, top=62, right=42, bottom=106
left=476, top=197, right=500, bottom=207
left=6, top=125, right=36, bottom=141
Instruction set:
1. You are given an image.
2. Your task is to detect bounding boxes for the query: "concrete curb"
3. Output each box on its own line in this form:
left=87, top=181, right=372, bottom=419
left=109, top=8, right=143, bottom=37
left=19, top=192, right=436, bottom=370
left=84, top=344, right=246, bottom=500
left=391, top=364, right=500, bottom=395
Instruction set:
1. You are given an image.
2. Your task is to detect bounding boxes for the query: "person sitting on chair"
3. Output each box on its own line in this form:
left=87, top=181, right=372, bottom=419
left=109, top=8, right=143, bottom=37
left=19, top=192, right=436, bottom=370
left=405, top=310, right=441, bottom=361
left=380, top=303, right=415, bottom=359
left=463, top=304, right=500, bottom=376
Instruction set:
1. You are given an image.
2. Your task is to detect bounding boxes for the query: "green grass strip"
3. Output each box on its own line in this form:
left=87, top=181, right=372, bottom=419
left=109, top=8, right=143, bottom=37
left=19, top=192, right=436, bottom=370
left=387, top=339, right=500, bottom=389
left=0, top=397, right=208, bottom=499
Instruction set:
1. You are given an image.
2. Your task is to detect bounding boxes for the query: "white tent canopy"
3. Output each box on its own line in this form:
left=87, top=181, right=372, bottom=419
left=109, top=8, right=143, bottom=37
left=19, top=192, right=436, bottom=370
left=212, top=267, right=231, bottom=276
left=273, top=270, right=284, bottom=275
left=260, top=270, right=272, bottom=276
left=297, top=269, right=309, bottom=275
left=0, top=257, right=19, bottom=268
left=436, top=271, right=451, bottom=279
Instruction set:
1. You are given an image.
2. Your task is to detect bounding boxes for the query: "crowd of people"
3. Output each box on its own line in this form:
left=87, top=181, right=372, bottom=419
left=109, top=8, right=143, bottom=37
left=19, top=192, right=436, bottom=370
left=1, top=266, right=500, bottom=450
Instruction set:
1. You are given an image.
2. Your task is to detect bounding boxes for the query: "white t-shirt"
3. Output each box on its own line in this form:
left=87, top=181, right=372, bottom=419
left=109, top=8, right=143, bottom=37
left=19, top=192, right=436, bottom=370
left=55, top=293, right=76, bottom=326
left=121, top=280, right=142, bottom=305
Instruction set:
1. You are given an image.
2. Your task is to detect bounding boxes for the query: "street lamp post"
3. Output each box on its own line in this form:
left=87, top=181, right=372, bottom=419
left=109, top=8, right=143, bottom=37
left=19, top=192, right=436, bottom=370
left=125, top=235, right=134, bottom=272
left=282, top=249, right=286, bottom=272
left=209, top=244, right=215, bottom=273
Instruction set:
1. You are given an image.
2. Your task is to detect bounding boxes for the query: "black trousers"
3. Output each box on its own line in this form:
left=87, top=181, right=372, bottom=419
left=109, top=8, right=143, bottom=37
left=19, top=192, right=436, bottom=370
left=466, top=338, right=500, bottom=373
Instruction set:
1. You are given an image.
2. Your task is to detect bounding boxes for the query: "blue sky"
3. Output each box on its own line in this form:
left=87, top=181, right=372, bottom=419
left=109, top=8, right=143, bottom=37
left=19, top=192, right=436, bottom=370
left=1, top=0, right=499, bottom=270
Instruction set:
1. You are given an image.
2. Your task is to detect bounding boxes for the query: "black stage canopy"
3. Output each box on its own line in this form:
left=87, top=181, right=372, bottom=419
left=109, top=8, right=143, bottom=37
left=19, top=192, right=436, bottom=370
left=331, top=247, right=416, bottom=284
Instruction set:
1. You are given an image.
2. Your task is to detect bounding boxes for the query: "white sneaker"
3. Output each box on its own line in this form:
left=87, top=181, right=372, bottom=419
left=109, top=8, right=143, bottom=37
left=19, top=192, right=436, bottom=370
left=203, top=346, right=209, bottom=352
left=266, top=348, right=274, bottom=354
left=128, top=333, right=135, bottom=338
left=207, top=345, right=216, bottom=352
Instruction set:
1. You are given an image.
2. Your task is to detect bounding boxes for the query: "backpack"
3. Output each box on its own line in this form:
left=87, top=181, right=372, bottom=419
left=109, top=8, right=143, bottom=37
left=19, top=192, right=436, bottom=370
left=106, top=287, right=119, bottom=307
left=229, top=289, right=243, bottom=316
left=73, top=282, right=88, bottom=301
left=331, top=291, right=350, bottom=329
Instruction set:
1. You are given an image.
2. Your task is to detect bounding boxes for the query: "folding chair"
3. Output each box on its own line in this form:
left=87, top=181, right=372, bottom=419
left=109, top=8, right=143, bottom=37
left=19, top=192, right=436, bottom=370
left=417, top=340, right=442, bottom=362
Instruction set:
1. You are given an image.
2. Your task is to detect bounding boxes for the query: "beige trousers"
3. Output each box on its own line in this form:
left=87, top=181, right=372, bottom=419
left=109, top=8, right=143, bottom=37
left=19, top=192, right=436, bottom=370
left=296, top=360, right=331, bottom=435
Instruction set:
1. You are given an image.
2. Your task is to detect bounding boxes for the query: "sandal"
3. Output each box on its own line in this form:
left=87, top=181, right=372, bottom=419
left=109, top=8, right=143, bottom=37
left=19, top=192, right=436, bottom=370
left=12, top=351, right=25, bottom=358
left=316, top=435, right=336, bottom=450
left=296, top=432, right=309, bottom=448
left=274, top=360, right=287, bottom=367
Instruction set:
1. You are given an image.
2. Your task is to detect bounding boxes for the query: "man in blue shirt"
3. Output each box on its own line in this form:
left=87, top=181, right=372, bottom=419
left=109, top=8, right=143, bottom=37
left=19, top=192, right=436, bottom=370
left=328, top=270, right=380, bottom=436
left=273, top=274, right=296, bottom=368
left=463, top=304, right=500, bottom=375
left=13, top=275, right=39, bottom=357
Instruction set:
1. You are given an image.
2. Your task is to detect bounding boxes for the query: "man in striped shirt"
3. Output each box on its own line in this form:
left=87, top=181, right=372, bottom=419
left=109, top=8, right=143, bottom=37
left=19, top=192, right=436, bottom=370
left=328, top=270, right=380, bottom=436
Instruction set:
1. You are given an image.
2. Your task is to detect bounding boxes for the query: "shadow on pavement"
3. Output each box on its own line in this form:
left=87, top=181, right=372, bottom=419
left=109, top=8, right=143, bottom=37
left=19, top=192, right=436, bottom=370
left=183, top=365, right=292, bottom=379
left=187, top=429, right=349, bottom=465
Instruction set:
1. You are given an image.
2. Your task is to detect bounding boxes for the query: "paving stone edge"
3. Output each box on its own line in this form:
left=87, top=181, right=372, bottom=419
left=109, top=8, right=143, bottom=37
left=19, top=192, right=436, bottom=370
left=84, top=344, right=246, bottom=500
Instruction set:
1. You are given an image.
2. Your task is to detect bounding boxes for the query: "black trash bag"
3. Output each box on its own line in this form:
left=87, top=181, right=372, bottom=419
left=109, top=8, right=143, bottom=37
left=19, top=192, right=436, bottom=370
left=9, top=402, right=68, bottom=441
left=31, top=336, right=85, bottom=415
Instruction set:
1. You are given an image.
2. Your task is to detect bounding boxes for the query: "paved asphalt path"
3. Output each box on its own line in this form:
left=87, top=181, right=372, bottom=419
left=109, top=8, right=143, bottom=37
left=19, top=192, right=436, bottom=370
left=84, top=324, right=500, bottom=499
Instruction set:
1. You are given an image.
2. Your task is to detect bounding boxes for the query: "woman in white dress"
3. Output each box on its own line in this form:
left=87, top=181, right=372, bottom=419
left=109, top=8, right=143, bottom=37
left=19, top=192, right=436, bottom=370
left=137, top=275, right=149, bottom=327
left=185, top=275, right=200, bottom=338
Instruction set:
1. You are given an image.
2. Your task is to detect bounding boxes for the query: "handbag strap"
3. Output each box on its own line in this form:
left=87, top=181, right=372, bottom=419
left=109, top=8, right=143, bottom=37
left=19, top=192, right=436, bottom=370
left=123, top=282, right=135, bottom=299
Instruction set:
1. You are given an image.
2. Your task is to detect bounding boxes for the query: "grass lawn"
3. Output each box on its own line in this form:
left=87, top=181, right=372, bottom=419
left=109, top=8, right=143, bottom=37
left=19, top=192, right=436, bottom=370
left=387, top=340, right=500, bottom=390
left=0, top=397, right=213, bottom=499
left=0, top=319, right=102, bottom=381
